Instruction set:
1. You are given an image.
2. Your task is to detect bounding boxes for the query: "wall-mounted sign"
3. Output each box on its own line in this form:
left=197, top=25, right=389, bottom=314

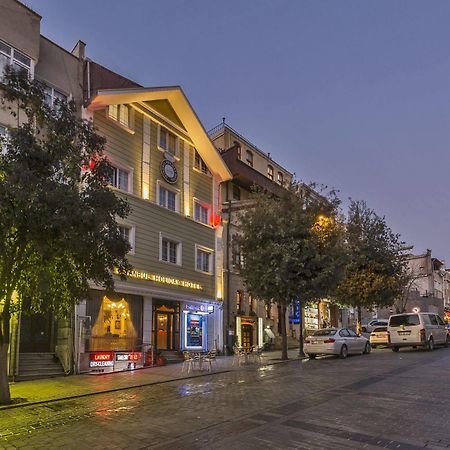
left=114, top=267, right=203, bottom=291
left=115, top=352, right=142, bottom=362
left=160, top=159, right=178, bottom=184
left=89, top=352, right=114, bottom=368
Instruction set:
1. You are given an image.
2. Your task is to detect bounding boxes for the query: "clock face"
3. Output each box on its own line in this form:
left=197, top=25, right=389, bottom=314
left=160, top=160, right=178, bottom=184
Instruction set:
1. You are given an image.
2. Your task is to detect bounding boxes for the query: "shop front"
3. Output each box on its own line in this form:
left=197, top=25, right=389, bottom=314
left=235, top=316, right=264, bottom=349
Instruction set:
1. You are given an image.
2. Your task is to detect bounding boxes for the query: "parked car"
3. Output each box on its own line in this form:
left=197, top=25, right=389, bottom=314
left=304, top=328, right=371, bottom=359
left=388, top=312, right=449, bottom=352
left=370, top=326, right=389, bottom=348
left=362, top=319, right=388, bottom=333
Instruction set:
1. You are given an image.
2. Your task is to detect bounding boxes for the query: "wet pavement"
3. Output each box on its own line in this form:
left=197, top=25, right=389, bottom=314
left=1, top=347, right=450, bottom=449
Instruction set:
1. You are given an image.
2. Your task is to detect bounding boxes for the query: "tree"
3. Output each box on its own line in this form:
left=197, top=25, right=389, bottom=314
left=394, top=266, right=423, bottom=314
left=237, top=183, right=346, bottom=360
left=335, top=200, right=406, bottom=331
left=0, top=70, right=131, bottom=404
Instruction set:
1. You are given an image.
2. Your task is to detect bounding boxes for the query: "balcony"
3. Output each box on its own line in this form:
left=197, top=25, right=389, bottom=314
left=220, top=145, right=284, bottom=196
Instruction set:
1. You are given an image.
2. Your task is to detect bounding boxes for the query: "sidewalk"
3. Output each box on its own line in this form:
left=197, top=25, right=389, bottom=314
left=2, top=349, right=303, bottom=410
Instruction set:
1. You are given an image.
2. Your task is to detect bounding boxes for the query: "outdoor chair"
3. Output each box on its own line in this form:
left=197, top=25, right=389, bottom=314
left=182, top=351, right=195, bottom=374
left=232, top=346, right=245, bottom=367
left=203, top=350, right=217, bottom=372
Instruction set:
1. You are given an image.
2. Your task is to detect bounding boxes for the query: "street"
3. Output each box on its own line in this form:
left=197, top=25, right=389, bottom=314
left=1, top=347, right=450, bottom=449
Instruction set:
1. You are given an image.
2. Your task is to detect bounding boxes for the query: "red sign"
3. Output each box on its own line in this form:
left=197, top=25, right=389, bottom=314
left=90, top=352, right=114, bottom=362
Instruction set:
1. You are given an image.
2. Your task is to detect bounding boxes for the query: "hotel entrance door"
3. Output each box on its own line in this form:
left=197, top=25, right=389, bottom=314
left=241, top=324, right=254, bottom=349
left=153, top=302, right=180, bottom=351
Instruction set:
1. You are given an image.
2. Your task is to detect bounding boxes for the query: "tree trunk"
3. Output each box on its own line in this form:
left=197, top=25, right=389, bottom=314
left=298, top=300, right=305, bottom=357
left=357, top=306, right=362, bottom=334
left=280, top=304, right=288, bottom=360
left=0, top=343, right=11, bottom=405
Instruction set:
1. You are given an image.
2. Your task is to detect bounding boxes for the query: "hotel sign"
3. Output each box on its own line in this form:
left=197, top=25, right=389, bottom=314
left=114, top=268, right=203, bottom=291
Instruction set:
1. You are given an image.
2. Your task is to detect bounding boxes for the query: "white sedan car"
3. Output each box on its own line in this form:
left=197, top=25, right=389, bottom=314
left=304, top=328, right=371, bottom=359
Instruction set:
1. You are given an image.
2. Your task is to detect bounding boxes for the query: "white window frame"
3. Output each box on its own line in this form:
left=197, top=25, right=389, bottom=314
left=107, top=104, right=134, bottom=133
left=117, top=222, right=136, bottom=255
left=195, top=244, right=214, bottom=275
left=157, top=181, right=180, bottom=213
left=157, top=124, right=179, bottom=157
left=277, top=172, right=284, bottom=185
left=0, top=39, right=34, bottom=80
left=37, top=80, right=68, bottom=109
left=193, top=149, right=210, bottom=175
left=108, top=159, right=133, bottom=194
left=159, top=232, right=182, bottom=266
left=193, top=199, right=210, bottom=226
left=267, top=165, right=274, bottom=181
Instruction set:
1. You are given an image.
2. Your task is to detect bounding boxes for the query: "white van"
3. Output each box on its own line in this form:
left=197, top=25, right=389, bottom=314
left=388, top=312, right=449, bottom=352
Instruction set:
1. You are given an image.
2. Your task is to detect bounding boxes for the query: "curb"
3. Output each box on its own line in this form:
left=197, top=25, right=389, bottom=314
left=0, top=356, right=306, bottom=411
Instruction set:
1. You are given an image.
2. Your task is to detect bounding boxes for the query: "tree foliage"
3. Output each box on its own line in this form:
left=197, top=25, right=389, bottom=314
left=237, top=183, right=346, bottom=359
left=0, top=70, right=131, bottom=404
left=335, top=200, right=406, bottom=317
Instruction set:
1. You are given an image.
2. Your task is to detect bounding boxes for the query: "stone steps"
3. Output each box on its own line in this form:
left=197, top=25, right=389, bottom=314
left=17, top=352, right=65, bottom=381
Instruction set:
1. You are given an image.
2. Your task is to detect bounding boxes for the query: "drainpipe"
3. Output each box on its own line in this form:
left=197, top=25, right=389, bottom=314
left=225, top=181, right=232, bottom=355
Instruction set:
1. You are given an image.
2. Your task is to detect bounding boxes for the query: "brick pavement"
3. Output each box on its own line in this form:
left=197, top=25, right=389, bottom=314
left=1, top=347, right=449, bottom=449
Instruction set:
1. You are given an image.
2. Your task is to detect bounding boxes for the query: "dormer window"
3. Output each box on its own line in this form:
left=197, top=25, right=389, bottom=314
left=194, top=150, right=209, bottom=174
left=277, top=172, right=283, bottom=185
left=108, top=104, right=133, bottom=131
left=246, top=150, right=253, bottom=167
left=267, top=165, right=274, bottom=181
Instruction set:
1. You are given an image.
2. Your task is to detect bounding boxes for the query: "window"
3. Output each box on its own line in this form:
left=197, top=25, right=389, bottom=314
left=339, top=329, right=350, bottom=337
left=38, top=81, right=67, bottom=109
left=389, top=314, right=420, bottom=327
left=429, top=314, right=438, bottom=326
left=159, top=185, right=178, bottom=212
left=108, top=104, right=133, bottom=130
left=232, top=184, right=241, bottom=201
left=0, top=124, right=7, bottom=154
left=236, top=290, right=243, bottom=312
left=109, top=165, right=130, bottom=192
left=159, top=126, right=178, bottom=156
left=277, top=172, right=283, bottom=185
left=194, top=150, right=209, bottom=174
left=347, top=329, right=358, bottom=337
left=0, top=125, right=6, bottom=136
left=196, top=246, right=213, bottom=274
left=232, top=241, right=244, bottom=268
left=267, top=165, right=274, bottom=181
left=265, top=303, right=271, bottom=319
left=249, top=295, right=255, bottom=313
left=237, top=146, right=241, bottom=160
left=160, top=237, right=181, bottom=265
left=194, top=201, right=209, bottom=225
left=118, top=224, right=135, bottom=254
left=437, top=315, right=445, bottom=326
left=0, top=40, right=32, bottom=81
left=246, top=150, right=253, bottom=167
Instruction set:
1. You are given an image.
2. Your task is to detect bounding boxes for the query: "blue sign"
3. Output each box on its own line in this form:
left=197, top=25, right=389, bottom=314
left=289, top=300, right=301, bottom=324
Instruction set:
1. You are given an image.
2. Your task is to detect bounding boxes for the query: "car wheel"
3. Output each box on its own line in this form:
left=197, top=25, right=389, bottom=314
left=308, top=354, right=316, bottom=359
left=392, top=346, right=399, bottom=352
left=364, top=342, right=371, bottom=354
left=426, top=337, right=434, bottom=351
left=340, top=345, right=348, bottom=359
left=444, top=336, right=449, bottom=348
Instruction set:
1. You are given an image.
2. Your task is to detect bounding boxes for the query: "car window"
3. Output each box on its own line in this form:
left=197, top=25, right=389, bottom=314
left=313, top=329, right=337, bottom=336
left=373, top=326, right=387, bottom=332
left=422, top=314, right=431, bottom=325
left=389, top=314, right=420, bottom=327
left=347, top=329, right=358, bottom=337
left=437, top=315, right=445, bottom=326
left=376, top=321, right=387, bottom=325
left=339, top=329, right=350, bottom=337
left=429, top=314, right=438, bottom=326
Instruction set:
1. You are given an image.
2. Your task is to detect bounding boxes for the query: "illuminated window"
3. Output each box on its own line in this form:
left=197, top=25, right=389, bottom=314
left=108, top=104, right=133, bottom=130
left=159, top=126, right=178, bottom=156
left=194, top=150, right=209, bottom=174
left=88, top=293, right=143, bottom=351
left=109, top=165, right=130, bottom=192
left=196, top=246, right=213, bottom=274
left=160, top=236, right=182, bottom=265
left=277, top=172, right=283, bottom=185
left=0, top=40, right=32, bottom=81
left=232, top=185, right=240, bottom=201
left=194, top=201, right=209, bottom=225
left=232, top=240, right=244, bottom=268
left=159, top=185, right=178, bottom=212
left=246, top=150, right=253, bottom=167
left=265, top=303, right=271, bottom=319
left=236, top=290, right=243, bottom=312
left=267, top=165, right=274, bottom=181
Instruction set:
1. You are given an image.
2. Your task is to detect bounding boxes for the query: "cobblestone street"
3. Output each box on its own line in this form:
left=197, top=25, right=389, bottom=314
left=1, top=347, right=450, bottom=449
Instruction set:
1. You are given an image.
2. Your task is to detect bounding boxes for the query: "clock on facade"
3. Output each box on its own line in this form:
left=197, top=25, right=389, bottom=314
left=160, top=159, right=178, bottom=184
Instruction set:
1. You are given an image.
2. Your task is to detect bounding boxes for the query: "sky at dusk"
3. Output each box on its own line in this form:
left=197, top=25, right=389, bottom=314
left=26, top=0, right=450, bottom=261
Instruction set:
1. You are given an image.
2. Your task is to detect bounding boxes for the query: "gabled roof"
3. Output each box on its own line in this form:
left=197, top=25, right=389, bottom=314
left=88, top=87, right=232, bottom=181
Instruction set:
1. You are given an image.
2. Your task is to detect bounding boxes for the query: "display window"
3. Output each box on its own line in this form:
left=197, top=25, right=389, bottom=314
left=184, top=312, right=207, bottom=349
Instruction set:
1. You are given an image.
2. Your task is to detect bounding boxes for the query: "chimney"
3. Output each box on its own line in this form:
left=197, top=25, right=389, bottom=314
left=72, top=40, right=86, bottom=60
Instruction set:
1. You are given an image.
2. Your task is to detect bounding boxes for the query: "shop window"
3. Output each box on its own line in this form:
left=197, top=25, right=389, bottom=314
left=194, top=149, right=209, bottom=174
left=184, top=312, right=206, bottom=349
left=194, top=200, right=209, bottom=225
left=160, top=235, right=182, bottom=265
left=267, top=165, right=274, bottom=181
left=109, top=165, right=131, bottom=192
left=196, top=246, right=213, bottom=274
left=232, top=185, right=241, bottom=201
left=87, top=292, right=143, bottom=351
left=246, top=150, right=253, bottom=167
left=236, top=290, right=243, bottom=313
left=0, top=40, right=32, bottom=81
left=158, top=184, right=178, bottom=212
left=159, top=125, right=178, bottom=156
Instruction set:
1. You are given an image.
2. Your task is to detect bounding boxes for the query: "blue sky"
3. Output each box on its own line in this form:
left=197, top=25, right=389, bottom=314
left=27, top=0, right=450, bottom=260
